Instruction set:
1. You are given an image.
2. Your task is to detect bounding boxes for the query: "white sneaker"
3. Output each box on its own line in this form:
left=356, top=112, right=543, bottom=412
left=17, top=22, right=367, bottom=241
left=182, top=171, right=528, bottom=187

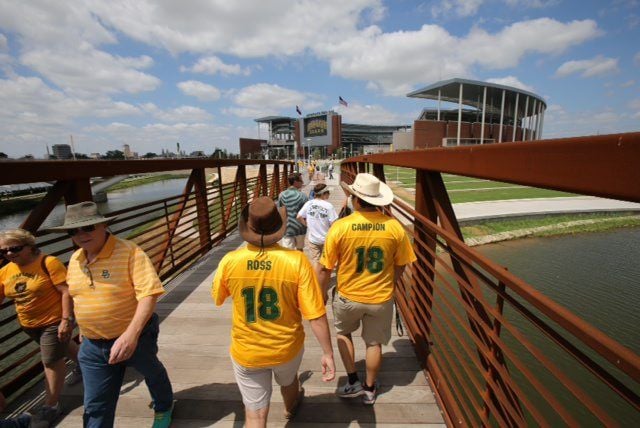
left=337, top=380, right=364, bottom=398
left=362, top=383, right=378, bottom=405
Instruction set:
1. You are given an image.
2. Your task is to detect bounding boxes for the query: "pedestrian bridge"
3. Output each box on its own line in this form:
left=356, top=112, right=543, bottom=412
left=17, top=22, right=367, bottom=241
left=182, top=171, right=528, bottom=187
left=1, top=132, right=639, bottom=426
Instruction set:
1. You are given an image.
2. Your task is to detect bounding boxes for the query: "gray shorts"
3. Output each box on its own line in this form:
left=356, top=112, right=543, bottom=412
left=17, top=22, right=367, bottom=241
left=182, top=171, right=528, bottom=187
left=332, top=294, right=394, bottom=346
left=23, top=323, right=68, bottom=365
left=231, top=348, right=304, bottom=411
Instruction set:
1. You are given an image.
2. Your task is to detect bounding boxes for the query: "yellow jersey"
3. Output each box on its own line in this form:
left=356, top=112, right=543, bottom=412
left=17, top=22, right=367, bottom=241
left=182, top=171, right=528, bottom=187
left=0, top=254, right=66, bottom=328
left=320, top=210, right=416, bottom=304
left=67, top=234, right=164, bottom=339
left=212, top=243, right=326, bottom=368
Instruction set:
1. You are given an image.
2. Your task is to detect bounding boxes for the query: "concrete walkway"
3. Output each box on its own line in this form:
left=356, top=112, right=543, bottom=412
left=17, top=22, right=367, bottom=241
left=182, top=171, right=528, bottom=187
left=453, top=196, right=640, bottom=222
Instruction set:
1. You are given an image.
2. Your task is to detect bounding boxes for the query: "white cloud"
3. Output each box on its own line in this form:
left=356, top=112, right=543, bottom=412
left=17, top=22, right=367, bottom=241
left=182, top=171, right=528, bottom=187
left=21, top=44, right=160, bottom=96
left=0, top=33, right=7, bottom=51
left=431, top=0, right=484, bottom=18
left=555, top=55, right=619, bottom=78
left=543, top=105, right=633, bottom=138
left=486, top=76, right=535, bottom=92
left=227, top=83, right=323, bottom=118
left=82, top=121, right=244, bottom=155
left=182, top=56, right=250, bottom=76
left=620, top=80, right=635, bottom=88
left=177, top=80, right=221, bottom=101
left=84, top=0, right=385, bottom=57
left=335, top=103, right=407, bottom=125
left=504, top=0, right=558, bottom=8
left=140, top=103, right=212, bottom=123
left=629, top=98, right=640, bottom=110
left=0, top=76, right=143, bottom=156
left=635, top=51, right=640, bottom=65
left=315, top=18, right=600, bottom=95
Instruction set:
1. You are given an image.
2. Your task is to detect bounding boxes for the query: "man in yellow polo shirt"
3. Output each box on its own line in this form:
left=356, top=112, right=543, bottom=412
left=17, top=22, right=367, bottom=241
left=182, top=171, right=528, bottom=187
left=318, top=173, right=416, bottom=405
left=212, top=196, right=335, bottom=427
left=52, top=201, right=173, bottom=428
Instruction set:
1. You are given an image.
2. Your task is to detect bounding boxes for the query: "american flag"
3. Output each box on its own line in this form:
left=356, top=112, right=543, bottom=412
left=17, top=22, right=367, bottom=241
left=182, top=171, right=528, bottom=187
left=339, top=96, right=348, bottom=107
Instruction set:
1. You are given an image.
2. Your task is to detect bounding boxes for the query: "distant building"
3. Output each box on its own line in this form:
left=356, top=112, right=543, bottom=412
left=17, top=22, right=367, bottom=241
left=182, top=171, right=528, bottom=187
left=90, top=153, right=101, bottom=159
left=190, top=151, right=206, bottom=157
left=123, top=144, right=132, bottom=159
left=254, top=113, right=407, bottom=159
left=408, top=78, right=547, bottom=148
left=52, top=144, right=72, bottom=159
left=239, top=138, right=266, bottom=158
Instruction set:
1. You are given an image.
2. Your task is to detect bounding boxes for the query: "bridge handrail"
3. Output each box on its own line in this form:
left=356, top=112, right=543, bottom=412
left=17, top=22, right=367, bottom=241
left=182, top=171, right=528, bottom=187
left=341, top=132, right=640, bottom=426
left=0, top=159, right=293, bottom=400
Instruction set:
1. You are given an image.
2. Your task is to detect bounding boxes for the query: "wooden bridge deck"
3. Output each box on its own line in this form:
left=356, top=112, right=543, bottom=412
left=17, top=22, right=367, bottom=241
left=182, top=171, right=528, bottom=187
left=8, top=171, right=446, bottom=427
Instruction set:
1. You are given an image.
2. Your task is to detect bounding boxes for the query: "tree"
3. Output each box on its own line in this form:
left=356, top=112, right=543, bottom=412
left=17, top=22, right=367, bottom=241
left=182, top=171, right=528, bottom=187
left=103, top=150, right=125, bottom=159
left=143, top=152, right=158, bottom=158
left=0, top=152, right=7, bottom=159
left=75, top=153, right=90, bottom=159
left=335, top=147, right=344, bottom=159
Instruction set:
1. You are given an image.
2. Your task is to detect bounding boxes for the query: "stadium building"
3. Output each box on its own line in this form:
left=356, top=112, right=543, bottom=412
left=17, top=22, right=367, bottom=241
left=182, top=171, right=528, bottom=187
left=244, top=78, right=546, bottom=158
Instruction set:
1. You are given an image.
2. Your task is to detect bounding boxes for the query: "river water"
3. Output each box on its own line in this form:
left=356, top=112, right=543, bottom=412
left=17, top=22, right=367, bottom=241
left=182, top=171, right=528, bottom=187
left=0, top=178, right=187, bottom=231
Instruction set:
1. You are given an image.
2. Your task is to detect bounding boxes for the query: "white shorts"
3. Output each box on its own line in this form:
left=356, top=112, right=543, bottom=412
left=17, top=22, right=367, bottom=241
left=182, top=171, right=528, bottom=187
left=231, top=348, right=304, bottom=411
left=280, top=235, right=305, bottom=250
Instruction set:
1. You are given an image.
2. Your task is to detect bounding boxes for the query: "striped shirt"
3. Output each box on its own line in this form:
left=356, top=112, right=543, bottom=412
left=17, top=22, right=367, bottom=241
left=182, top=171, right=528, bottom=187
left=278, top=186, right=308, bottom=237
left=66, top=234, right=164, bottom=340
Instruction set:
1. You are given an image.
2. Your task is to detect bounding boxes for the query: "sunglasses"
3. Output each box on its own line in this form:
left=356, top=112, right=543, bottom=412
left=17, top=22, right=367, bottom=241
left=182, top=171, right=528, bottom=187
left=83, top=265, right=95, bottom=289
left=66, top=225, right=97, bottom=237
left=0, top=245, right=26, bottom=255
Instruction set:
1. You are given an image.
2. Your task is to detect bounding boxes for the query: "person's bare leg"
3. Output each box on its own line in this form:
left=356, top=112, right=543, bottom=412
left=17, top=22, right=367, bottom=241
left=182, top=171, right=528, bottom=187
left=336, top=333, right=356, bottom=373
left=43, top=359, right=66, bottom=406
left=245, top=406, right=269, bottom=428
left=364, top=344, right=382, bottom=387
left=281, top=376, right=301, bottom=415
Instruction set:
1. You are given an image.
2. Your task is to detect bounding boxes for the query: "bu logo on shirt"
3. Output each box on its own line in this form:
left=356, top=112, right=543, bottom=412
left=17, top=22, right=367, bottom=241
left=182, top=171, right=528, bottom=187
left=101, top=270, right=110, bottom=279
left=14, top=282, right=27, bottom=293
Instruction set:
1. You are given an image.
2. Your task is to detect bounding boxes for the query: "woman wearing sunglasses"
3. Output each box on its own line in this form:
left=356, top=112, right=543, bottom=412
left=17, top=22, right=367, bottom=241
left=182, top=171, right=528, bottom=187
left=0, top=228, right=81, bottom=426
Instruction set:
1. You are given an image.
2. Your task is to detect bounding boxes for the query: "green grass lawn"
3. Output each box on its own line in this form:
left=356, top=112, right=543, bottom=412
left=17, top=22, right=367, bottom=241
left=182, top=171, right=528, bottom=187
left=384, top=166, right=576, bottom=203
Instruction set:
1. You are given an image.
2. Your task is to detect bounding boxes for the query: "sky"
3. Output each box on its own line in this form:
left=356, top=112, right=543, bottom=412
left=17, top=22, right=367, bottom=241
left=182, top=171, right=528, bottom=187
left=0, top=0, right=638, bottom=158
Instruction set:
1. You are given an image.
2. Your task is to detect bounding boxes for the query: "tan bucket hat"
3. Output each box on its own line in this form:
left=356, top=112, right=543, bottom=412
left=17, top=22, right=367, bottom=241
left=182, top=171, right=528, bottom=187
left=239, top=197, right=287, bottom=247
left=50, top=201, right=117, bottom=231
left=341, top=173, right=394, bottom=206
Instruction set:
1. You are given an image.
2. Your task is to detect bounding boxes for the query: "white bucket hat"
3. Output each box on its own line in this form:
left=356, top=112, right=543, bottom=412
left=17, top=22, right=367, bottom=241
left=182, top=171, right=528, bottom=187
left=341, top=173, right=394, bottom=206
left=50, top=201, right=117, bottom=231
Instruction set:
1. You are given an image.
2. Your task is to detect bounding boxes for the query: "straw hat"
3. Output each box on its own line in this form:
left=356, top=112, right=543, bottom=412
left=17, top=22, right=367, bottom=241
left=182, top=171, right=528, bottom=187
left=341, top=173, right=394, bottom=206
left=50, top=201, right=117, bottom=230
left=239, top=197, right=287, bottom=247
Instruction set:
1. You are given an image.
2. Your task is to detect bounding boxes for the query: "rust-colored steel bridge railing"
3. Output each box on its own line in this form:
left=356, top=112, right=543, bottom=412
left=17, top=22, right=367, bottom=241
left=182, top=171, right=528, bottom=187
left=0, top=158, right=293, bottom=400
left=341, top=132, right=640, bottom=427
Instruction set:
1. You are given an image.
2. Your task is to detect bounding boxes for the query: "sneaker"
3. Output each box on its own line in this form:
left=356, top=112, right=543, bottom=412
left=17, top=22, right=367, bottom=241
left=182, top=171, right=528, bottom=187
left=30, top=403, right=62, bottom=428
left=337, top=380, right=364, bottom=398
left=362, top=383, right=378, bottom=405
left=152, top=404, right=174, bottom=428
left=65, top=365, right=83, bottom=386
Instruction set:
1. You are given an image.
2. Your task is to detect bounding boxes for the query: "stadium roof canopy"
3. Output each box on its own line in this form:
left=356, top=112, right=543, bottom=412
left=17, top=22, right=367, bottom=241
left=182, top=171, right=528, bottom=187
left=407, top=78, right=546, bottom=119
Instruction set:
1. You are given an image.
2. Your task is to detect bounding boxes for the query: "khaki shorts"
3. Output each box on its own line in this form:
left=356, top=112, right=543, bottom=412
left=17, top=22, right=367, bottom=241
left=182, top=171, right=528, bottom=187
left=231, top=348, right=304, bottom=411
left=306, top=241, right=324, bottom=263
left=332, top=294, right=394, bottom=346
left=23, top=323, right=68, bottom=365
left=280, top=235, right=305, bottom=250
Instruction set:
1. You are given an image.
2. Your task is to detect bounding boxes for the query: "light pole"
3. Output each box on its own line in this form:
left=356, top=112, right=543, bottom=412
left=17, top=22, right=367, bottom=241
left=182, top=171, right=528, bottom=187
left=305, top=138, right=312, bottom=164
